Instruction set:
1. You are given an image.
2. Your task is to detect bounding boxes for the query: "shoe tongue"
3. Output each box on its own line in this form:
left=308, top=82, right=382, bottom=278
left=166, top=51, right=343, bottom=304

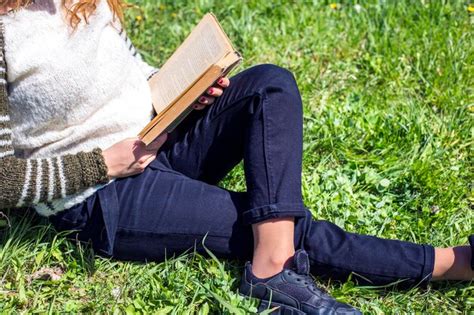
left=293, top=249, right=310, bottom=275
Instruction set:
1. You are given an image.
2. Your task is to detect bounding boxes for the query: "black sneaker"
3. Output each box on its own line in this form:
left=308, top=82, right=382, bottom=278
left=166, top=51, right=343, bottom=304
left=240, top=249, right=361, bottom=314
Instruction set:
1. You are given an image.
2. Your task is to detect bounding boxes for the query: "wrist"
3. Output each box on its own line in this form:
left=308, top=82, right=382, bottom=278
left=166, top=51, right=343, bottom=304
left=77, top=148, right=110, bottom=186
left=61, top=149, right=109, bottom=195
left=101, top=147, right=114, bottom=179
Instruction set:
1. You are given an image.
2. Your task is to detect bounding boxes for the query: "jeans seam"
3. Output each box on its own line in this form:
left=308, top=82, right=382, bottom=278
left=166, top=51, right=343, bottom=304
left=169, top=93, right=259, bottom=178
left=243, top=202, right=307, bottom=212
left=309, top=256, right=420, bottom=280
left=246, top=209, right=307, bottom=217
left=115, top=226, right=232, bottom=239
left=262, top=92, right=274, bottom=205
left=243, top=204, right=307, bottom=225
left=420, top=244, right=434, bottom=282
left=208, top=90, right=274, bottom=206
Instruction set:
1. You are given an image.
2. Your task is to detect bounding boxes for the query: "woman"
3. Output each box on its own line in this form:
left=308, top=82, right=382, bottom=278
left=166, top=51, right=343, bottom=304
left=0, top=0, right=472, bottom=314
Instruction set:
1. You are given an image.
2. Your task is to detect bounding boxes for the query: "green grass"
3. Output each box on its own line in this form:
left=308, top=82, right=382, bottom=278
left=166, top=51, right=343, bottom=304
left=1, top=0, right=473, bottom=313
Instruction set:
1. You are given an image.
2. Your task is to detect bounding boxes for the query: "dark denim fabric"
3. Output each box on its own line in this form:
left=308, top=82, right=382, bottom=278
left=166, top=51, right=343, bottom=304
left=50, top=64, right=434, bottom=287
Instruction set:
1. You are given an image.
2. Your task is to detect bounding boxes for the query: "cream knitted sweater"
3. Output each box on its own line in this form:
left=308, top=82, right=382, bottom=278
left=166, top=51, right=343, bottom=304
left=0, top=0, right=158, bottom=215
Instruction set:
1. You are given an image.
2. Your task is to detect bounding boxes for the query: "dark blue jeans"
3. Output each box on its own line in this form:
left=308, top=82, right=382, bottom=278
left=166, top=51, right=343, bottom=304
left=50, top=64, right=434, bottom=287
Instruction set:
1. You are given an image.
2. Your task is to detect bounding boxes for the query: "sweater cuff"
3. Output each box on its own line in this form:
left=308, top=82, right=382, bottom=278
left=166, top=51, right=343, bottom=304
left=62, top=148, right=109, bottom=195
left=77, top=148, right=110, bottom=188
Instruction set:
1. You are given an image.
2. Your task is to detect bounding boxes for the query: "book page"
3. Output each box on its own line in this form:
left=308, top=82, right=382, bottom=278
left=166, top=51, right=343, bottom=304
left=149, top=14, right=232, bottom=114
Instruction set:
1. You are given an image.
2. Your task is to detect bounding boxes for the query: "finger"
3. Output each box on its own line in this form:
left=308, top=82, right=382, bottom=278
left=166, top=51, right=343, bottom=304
left=216, top=76, right=230, bottom=88
left=133, top=140, right=148, bottom=158
left=133, top=137, right=145, bottom=149
left=206, top=86, right=223, bottom=97
left=198, top=96, right=215, bottom=105
left=155, top=132, right=168, bottom=145
left=145, top=133, right=168, bottom=151
left=138, top=153, right=155, bottom=165
left=145, top=142, right=160, bottom=151
left=134, top=154, right=156, bottom=174
left=140, top=154, right=156, bottom=167
left=192, top=103, right=206, bottom=110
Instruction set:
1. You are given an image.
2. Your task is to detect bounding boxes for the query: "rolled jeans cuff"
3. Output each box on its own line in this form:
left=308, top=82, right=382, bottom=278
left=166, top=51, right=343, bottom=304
left=419, top=244, right=435, bottom=285
left=242, top=203, right=307, bottom=225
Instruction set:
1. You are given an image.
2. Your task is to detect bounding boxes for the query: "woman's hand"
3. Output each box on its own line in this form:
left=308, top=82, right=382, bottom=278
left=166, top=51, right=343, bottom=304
left=192, top=76, right=230, bottom=110
left=102, top=133, right=168, bottom=179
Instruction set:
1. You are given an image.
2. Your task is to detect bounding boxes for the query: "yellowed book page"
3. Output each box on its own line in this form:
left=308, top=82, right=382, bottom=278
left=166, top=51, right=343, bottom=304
left=141, top=65, right=223, bottom=144
left=148, top=13, right=233, bottom=114
left=140, top=51, right=242, bottom=143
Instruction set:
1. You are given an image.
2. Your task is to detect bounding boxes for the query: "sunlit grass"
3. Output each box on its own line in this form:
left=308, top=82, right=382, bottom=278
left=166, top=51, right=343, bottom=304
left=1, top=0, right=472, bottom=313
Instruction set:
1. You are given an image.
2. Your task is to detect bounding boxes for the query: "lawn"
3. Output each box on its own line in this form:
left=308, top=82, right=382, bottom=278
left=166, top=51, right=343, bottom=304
left=1, top=0, right=473, bottom=313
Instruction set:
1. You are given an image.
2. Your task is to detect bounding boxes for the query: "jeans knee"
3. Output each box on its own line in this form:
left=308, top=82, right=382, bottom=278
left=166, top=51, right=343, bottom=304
left=246, top=64, right=302, bottom=114
left=246, top=64, right=296, bottom=88
left=228, top=64, right=302, bottom=122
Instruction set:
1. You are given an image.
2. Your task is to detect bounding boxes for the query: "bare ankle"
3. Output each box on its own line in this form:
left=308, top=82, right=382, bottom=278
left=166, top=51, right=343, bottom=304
left=251, top=254, right=293, bottom=278
left=251, top=246, right=295, bottom=278
left=432, top=246, right=473, bottom=281
left=250, top=217, right=296, bottom=278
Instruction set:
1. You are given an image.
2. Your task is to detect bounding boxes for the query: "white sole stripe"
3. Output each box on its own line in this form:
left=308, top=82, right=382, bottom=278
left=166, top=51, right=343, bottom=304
left=0, top=115, right=10, bottom=122
left=16, top=159, right=32, bottom=207
left=46, top=158, right=55, bottom=201
left=56, top=157, right=67, bottom=198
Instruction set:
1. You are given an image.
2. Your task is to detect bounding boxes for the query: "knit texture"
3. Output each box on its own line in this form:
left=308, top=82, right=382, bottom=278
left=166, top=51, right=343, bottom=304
left=0, top=18, right=109, bottom=209
left=0, top=0, right=159, bottom=215
left=2, top=0, right=154, bottom=159
left=0, top=25, right=109, bottom=211
left=0, top=0, right=158, bottom=216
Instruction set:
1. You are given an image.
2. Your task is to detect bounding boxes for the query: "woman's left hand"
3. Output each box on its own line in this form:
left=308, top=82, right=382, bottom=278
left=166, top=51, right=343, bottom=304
left=192, top=76, right=230, bottom=110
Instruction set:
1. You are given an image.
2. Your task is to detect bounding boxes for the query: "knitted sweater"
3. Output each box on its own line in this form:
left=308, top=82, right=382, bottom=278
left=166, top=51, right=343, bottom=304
left=0, top=0, right=158, bottom=215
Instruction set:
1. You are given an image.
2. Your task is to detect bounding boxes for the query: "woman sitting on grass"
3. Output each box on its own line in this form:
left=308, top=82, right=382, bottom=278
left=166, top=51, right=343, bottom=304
left=0, top=0, right=472, bottom=314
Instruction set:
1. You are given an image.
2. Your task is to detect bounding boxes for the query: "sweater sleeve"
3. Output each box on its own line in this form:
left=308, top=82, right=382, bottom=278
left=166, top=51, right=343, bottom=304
left=114, top=23, right=159, bottom=80
left=0, top=24, right=110, bottom=210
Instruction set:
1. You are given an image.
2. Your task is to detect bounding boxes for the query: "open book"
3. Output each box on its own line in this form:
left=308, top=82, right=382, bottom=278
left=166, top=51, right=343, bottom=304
left=139, top=13, right=242, bottom=145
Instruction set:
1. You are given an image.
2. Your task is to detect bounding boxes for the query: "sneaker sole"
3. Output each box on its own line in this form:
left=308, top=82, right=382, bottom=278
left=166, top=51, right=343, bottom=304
left=258, top=299, right=306, bottom=315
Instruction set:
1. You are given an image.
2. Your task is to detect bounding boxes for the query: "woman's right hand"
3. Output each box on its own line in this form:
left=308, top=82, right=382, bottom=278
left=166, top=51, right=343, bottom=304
left=102, top=133, right=168, bottom=179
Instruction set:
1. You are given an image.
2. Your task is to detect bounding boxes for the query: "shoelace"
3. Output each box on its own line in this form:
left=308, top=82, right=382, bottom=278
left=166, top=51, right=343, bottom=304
left=287, top=270, right=330, bottom=296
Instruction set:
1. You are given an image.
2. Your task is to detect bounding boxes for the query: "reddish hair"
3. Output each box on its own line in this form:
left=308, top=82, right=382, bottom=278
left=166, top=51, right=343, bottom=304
left=4, top=0, right=126, bottom=27
left=64, top=0, right=126, bottom=28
